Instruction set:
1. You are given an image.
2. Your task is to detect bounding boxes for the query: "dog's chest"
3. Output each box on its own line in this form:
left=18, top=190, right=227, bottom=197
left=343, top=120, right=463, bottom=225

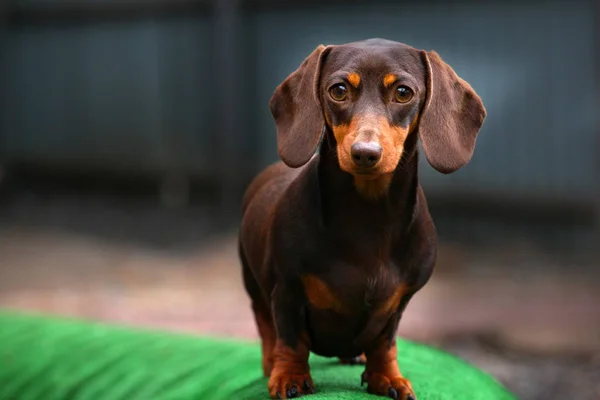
left=300, top=260, right=407, bottom=357
left=300, top=260, right=405, bottom=318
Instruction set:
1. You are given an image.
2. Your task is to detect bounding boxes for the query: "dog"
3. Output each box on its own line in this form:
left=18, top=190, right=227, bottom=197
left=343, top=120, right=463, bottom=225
left=238, top=38, right=486, bottom=399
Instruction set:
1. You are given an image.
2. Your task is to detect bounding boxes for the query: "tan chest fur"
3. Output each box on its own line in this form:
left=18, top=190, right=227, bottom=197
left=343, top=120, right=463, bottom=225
left=301, top=273, right=407, bottom=318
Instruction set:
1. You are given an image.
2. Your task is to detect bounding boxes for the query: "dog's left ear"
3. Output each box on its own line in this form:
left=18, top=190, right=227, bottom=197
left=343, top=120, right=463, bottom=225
left=270, top=45, right=331, bottom=168
left=418, top=50, right=487, bottom=174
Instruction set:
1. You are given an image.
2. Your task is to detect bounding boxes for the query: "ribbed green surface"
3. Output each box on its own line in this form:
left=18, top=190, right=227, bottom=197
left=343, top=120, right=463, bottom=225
left=0, top=311, right=515, bottom=400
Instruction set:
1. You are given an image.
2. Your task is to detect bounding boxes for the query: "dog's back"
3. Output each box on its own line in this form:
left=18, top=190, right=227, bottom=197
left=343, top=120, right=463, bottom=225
left=241, top=161, right=301, bottom=216
left=239, top=159, right=310, bottom=289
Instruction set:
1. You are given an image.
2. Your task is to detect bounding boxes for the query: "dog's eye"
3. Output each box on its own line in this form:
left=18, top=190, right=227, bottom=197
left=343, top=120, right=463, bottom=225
left=394, top=86, right=413, bottom=103
left=329, top=84, right=348, bottom=101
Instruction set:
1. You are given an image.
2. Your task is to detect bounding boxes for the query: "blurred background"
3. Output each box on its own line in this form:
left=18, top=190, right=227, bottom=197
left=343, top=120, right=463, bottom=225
left=0, top=0, right=599, bottom=399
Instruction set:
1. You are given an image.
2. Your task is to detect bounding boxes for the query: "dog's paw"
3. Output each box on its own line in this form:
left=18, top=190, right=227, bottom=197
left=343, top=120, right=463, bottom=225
left=268, top=369, right=315, bottom=398
left=338, top=354, right=367, bottom=365
left=361, top=371, right=415, bottom=400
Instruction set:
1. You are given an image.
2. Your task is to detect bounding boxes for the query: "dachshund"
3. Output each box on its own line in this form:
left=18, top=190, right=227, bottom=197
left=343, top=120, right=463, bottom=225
left=238, top=38, right=486, bottom=399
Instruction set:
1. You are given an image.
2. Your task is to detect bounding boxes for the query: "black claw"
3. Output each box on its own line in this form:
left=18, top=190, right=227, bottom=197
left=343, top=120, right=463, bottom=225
left=287, top=386, right=298, bottom=398
left=303, top=380, right=314, bottom=394
left=407, top=395, right=416, bottom=400
left=361, top=372, right=367, bottom=387
left=388, top=387, right=399, bottom=399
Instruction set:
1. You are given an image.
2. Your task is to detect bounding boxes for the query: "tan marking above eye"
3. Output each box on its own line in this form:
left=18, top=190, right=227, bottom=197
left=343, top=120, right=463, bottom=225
left=383, top=74, right=397, bottom=88
left=347, top=73, right=361, bottom=88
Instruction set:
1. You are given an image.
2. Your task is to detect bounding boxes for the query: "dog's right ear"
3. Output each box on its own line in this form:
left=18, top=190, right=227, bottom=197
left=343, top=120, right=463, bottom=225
left=270, top=45, right=331, bottom=168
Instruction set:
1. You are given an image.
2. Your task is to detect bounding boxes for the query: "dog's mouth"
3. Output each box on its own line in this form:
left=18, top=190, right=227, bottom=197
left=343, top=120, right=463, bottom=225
left=350, top=169, right=383, bottom=179
left=353, top=170, right=376, bottom=176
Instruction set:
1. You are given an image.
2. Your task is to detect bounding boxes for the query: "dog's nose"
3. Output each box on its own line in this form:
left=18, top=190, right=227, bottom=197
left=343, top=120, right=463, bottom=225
left=350, top=142, right=382, bottom=168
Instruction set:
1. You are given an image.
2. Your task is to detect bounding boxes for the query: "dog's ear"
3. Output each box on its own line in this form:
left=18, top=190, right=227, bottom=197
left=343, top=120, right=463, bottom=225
left=418, top=50, right=486, bottom=174
left=270, top=45, right=331, bottom=168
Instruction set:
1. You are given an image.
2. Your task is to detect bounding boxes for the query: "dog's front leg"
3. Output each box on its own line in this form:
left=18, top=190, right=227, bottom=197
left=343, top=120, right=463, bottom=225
left=267, top=281, right=314, bottom=399
left=361, top=312, right=416, bottom=400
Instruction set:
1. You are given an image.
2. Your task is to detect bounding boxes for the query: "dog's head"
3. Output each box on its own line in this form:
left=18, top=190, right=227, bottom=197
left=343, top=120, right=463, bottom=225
left=270, top=38, right=486, bottom=181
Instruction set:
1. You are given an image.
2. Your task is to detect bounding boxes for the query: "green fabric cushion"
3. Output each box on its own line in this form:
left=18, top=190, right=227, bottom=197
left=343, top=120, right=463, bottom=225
left=0, top=311, right=515, bottom=400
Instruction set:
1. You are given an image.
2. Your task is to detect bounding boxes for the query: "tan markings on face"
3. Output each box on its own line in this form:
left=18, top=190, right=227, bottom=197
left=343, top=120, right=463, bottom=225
left=409, top=111, right=420, bottom=132
left=347, top=73, right=361, bottom=88
left=383, top=74, right=397, bottom=88
left=353, top=175, right=394, bottom=200
left=331, top=114, right=411, bottom=199
left=301, top=274, right=348, bottom=315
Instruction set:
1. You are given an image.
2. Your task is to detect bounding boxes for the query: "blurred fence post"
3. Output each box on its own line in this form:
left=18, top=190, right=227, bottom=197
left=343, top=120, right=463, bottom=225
left=595, top=0, right=600, bottom=256
left=0, top=1, right=6, bottom=173
left=214, top=0, right=242, bottom=221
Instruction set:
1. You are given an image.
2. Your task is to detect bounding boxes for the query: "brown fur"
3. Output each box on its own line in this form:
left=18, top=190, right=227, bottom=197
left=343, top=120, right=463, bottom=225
left=241, top=38, right=486, bottom=399
left=269, top=339, right=315, bottom=398
left=254, top=306, right=277, bottom=377
left=363, top=340, right=414, bottom=399
left=373, top=284, right=408, bottom=317
left=418, top=51, right=486, bottom=173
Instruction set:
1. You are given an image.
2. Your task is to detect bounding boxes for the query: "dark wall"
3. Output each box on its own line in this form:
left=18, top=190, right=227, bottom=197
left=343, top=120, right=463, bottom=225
left=248, top=1, right=598, bottom=202
left=0, top=0, right=598, bottom=244
left=2, top=16, right=215, bottom=175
